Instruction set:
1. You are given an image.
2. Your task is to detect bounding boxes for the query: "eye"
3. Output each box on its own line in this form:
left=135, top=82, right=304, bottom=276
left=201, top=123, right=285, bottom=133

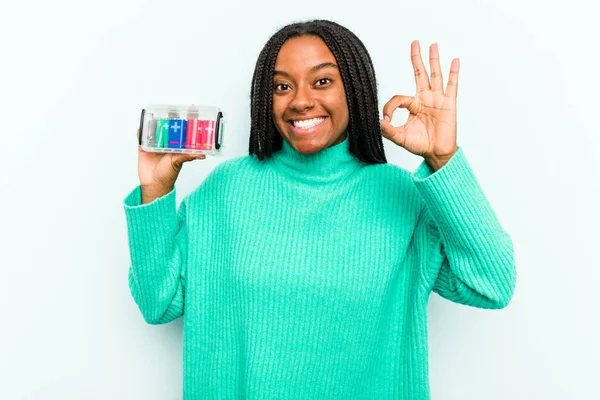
left=274, top=83, right=290, bottom=92
left=315, top=78, right=332, bottom=86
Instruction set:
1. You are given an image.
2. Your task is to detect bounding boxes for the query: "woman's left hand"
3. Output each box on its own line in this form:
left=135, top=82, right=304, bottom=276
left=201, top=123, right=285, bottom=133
left=380, top=40, right=460, bottom=171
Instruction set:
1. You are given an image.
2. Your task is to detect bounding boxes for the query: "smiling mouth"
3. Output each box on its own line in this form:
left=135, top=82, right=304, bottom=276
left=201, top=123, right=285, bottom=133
left=288, top=117, right=328, bottom=134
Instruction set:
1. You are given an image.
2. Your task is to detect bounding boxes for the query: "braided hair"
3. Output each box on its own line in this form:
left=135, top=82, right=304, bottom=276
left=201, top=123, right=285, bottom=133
left=249, top=19, right=387, bottom=164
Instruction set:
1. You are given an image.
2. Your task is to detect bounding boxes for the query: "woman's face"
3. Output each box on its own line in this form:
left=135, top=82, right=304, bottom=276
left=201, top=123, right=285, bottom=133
left=272, top=35, right=349, bottom=154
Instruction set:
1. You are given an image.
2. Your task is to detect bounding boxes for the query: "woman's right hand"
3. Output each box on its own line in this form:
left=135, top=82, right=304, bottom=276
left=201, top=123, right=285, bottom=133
left=136, top=129, right=206, bottom=204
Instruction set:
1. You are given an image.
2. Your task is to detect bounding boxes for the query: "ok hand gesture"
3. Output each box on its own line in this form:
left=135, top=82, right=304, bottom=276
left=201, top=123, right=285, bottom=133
left=380, top=41, right=460, bottom=171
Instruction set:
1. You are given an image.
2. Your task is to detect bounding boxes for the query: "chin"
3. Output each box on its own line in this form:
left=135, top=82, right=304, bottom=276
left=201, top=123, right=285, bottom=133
left=284, top=136, right=329, bottom=154
left=295, top=144, right=324, bottom=155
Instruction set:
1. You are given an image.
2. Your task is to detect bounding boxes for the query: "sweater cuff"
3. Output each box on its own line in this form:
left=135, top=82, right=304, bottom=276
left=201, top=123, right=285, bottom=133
left=123, top=185, right=178, bottom=248
left=410, top=147, right=501, bottom=242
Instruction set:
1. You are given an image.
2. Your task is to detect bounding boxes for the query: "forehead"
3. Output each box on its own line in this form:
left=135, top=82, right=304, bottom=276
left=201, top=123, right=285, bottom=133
left=274, top=36, right=337, bottom=71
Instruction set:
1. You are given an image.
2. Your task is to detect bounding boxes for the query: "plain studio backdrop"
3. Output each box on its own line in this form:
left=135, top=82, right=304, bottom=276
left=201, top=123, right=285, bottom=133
left=0, top=0, right=598, bottom=398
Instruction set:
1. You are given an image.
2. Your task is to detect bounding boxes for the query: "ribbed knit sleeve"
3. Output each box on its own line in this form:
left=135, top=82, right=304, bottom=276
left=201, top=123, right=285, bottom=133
left=123, top=185, right=188, bottom=324
left=411, top=147, right=517, bottom=309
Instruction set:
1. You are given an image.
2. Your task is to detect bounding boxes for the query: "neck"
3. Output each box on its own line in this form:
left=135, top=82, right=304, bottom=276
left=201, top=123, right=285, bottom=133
left=269, top=134, right=363, bottom=184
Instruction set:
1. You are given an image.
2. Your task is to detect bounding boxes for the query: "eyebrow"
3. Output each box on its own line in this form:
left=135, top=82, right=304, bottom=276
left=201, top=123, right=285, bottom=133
left=273, top=62, right=339, bottom=78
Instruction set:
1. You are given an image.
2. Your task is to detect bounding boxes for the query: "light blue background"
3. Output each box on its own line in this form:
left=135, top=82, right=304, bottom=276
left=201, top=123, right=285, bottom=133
left=1, top=0, right=598, bottom=398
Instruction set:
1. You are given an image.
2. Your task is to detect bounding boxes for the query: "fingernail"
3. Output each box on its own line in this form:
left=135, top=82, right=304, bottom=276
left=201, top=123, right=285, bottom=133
left=384, top=115, right=390, bottom=121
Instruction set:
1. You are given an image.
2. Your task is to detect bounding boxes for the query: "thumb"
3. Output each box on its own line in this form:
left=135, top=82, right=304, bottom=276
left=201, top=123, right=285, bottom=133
left=186, top=153, right=206, bottom=162
left=171, top=153, right=206, bottom=169
left=379, top=116, right=396, bottom=140
left=178, top=153, right=206, bottom=163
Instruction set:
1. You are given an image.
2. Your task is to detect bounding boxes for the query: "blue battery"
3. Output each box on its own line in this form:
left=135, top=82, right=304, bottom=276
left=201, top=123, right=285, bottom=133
left=167, top=119, right=188, bottom=148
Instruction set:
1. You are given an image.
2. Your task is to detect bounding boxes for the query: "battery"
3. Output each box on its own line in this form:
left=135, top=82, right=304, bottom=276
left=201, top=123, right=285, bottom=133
left=167, top=119, right=187, bottom=148
left=154, top=119, right=170, bottom=148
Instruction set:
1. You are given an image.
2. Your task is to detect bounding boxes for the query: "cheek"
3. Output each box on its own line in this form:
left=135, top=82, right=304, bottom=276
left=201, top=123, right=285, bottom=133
left=272, top=98, right=287, bottom=122
left=331, top=92, right=349, bottom=125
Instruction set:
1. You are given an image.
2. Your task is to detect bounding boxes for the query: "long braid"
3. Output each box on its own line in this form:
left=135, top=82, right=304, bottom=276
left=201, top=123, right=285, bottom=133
left=345, top=30, right=386, bottom=163
left=356, top=43, right=386, bottom=162
left=249, top=19, right=386, bottom=164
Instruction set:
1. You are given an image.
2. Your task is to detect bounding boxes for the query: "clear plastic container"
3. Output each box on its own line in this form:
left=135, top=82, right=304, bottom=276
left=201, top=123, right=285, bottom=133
left=138, top=104, right=225, bottom=155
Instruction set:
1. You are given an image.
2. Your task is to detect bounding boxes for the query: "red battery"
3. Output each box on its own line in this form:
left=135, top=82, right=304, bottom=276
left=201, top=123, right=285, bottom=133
left=185, top=119, right=214, bottom=150
left=203, top=120, right=215, bottom=150
left=185, top=119, right=203, bottom=149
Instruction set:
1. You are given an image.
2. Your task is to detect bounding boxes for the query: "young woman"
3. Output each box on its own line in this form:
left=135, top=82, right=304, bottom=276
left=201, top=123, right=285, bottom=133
left=124, top=19, right=516, bottom=399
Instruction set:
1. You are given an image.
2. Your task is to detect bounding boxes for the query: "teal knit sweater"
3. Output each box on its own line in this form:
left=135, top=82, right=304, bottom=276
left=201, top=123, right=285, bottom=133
left=123, top=135, right=516, bottom=399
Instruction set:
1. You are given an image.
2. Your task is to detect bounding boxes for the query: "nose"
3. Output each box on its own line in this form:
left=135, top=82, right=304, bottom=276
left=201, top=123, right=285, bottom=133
left=289, top=84, right=314, bottom=112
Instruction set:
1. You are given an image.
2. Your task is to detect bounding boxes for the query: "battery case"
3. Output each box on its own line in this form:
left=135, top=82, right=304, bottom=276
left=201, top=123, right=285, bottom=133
left=138, top=104, right=225, bottom=155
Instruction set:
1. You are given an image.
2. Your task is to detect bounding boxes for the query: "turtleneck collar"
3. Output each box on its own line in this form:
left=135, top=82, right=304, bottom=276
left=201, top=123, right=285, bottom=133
left=270, top=133, right=363, bottom=184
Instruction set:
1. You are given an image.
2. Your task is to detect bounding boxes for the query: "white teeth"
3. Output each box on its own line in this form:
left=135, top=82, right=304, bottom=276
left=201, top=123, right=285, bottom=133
left=292, top=117, right=325, bottom=129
